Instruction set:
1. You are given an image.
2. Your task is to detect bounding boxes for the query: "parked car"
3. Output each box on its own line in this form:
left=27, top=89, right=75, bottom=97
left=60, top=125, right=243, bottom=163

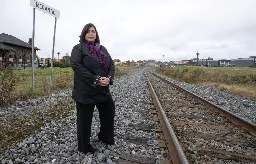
left=38, top=62, right=45, bottom=68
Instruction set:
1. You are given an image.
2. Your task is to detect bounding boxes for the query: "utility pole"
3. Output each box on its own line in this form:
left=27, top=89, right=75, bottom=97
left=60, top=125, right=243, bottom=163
left=57, top=52, right=60, bottom=63
left=254, top=57, right=256, bottom=68
left=196, top=51, right=199, bottom=66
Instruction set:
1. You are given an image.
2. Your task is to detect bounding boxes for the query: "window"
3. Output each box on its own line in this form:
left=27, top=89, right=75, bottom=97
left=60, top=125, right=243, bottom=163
left=9, top=54, right=14, bottom=58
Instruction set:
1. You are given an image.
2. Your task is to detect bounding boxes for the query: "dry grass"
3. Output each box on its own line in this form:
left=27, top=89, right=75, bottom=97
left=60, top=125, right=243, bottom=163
left=0, top=67, right=18, bottom=106
left=14, top=68, right=73, bottom=100
left=1, top=66, right=136, bottom=107
left=157, top=67, right=256, bottom=100
left=202, top=82, right=256, bottom=100
left=115, top=66, right=139, bottom=76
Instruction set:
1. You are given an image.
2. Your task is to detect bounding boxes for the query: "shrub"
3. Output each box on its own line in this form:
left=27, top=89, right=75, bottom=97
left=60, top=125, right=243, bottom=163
left=182, top=72, right=192, bottom=83
left=0, top=66, right=18, bottom=107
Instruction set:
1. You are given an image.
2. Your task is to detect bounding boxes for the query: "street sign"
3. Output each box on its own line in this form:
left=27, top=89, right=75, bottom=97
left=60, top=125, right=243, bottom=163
left=30, top=0, right=60, bottom=90
left=30, top=0, right=60, bottom=18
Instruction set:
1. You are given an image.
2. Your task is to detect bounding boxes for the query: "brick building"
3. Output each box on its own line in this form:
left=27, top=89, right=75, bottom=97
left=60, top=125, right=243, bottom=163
left=0, top=33, right=40, bottom=68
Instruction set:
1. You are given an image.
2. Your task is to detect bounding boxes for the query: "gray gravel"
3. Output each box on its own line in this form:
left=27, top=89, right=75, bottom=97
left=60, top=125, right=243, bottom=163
left=0, top=90, right=72, bottom=124
left=150, top=75, right=256, bottom=163
left=153, top=72, right=256, bottom=125
left=1, top=68, right=168, bottom=164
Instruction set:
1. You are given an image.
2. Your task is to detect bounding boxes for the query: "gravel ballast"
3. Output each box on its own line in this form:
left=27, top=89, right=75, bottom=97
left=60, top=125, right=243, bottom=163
left=153, top=72, right=256, bottom=125
left=150, top=74, right=256, bottom=163
left=1, top=68, right=168, bottom=164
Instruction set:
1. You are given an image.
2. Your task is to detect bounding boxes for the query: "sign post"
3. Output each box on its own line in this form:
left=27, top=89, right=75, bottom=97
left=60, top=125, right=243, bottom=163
left=196, top=51, right=199, bottom=66
left=30, top=0, right=60, bottom=90
left=51, top=17, right=57, bottom=89
left=31, top=8, right=35, bottom=89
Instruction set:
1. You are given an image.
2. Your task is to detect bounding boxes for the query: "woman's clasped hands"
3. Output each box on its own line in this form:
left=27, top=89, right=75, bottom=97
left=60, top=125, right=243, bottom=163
left=99, top=77, right=110, bottom=86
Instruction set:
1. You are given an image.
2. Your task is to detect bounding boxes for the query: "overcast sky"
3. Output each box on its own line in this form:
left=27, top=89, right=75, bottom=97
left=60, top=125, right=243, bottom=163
left=1, top=0, right=256, bottom=61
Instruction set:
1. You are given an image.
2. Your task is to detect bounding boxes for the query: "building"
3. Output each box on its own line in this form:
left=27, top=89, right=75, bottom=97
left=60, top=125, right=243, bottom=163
left=113, top=59, right=122, bottom=66
left=218, top=59, right=231, bottom=67
left=170, top=60, right=194, bottom=66
left=174, top=57, right=255, bottom=67
left=231, top=58, right=255, bottom=67
left=206, top=60, right=219, bottom=67
left=0, top=43, right=16, bottom=67
left=197, top=60, right=219, bottom=67
left=62, top=55, right=71, bottom=65
left=0, top=33, right=40, bottom=68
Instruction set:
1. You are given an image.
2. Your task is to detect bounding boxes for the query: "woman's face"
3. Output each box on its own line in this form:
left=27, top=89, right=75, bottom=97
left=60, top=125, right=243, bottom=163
left=85, top=26, right=96, bottom=43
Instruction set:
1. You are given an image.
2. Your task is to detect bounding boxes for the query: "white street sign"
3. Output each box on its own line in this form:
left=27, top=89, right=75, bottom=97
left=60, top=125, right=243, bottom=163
left=29, top=0, right=60, bottom=90
left=30, top=0, right=60, bottom=18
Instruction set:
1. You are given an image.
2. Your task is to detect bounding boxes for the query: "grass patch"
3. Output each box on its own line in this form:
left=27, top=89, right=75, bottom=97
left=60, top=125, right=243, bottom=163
left=157, top=67, right=256, bottom=100
left=1, top=66, right=137, bottom=107
left=115, top=66, right=139, bottom=76
left=14, top=68, right=73, bottom=100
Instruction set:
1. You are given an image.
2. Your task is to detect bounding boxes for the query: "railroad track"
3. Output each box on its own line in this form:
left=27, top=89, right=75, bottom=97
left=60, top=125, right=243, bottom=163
left=147, top=73, right=256, bottom=164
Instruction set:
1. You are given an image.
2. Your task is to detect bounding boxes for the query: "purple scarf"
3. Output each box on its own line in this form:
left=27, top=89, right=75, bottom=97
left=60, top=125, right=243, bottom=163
left=83, top=41, right=109, bottom=68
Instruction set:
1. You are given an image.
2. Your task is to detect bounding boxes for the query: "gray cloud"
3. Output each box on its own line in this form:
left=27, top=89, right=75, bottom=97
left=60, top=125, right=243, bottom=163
left=1, top=0, right=255, bottom=62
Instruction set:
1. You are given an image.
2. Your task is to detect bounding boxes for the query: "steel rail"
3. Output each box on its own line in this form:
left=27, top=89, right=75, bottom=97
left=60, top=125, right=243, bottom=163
left=152, top=72, right=256, bottom=135
left=147, top=77, right=189, bottom=164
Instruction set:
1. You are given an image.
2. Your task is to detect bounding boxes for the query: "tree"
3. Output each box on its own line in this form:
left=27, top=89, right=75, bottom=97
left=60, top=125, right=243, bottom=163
left=126, top=60, right=131, bottom=66
left=45, top=58, right=51, bottom=67
left=35, top=54, right=40, bottom=61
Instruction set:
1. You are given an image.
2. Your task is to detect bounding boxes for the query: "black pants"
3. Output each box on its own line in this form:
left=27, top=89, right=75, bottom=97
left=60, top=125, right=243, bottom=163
left=76, top=97, right=115, bottom=154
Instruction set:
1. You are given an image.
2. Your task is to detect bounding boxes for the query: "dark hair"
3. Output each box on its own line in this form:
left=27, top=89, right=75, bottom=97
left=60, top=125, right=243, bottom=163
left=79, top=23, right=100, bottom=43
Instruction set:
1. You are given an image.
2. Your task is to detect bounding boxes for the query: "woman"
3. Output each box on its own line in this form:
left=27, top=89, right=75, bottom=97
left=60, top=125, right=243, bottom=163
left=70, top=23, right=115, bottom=155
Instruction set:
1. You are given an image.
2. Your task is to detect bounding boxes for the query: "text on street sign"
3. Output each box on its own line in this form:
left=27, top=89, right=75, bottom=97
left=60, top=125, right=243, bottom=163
left=30, top=0, right=60, bottom=18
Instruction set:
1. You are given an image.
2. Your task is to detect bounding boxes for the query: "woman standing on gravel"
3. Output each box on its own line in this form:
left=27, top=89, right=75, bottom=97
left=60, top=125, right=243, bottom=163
left=70, top=23, right=115, bottom=155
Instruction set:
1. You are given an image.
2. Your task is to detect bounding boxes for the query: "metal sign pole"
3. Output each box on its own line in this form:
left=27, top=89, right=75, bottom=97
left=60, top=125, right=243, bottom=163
left=50, top=17, right=57, bottom=89
left=31, top=8, right=36, bottom=90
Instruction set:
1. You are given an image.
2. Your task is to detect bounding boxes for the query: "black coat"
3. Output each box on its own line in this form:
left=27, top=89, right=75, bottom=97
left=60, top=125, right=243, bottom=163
left=70, top=43, right=115, bottom=104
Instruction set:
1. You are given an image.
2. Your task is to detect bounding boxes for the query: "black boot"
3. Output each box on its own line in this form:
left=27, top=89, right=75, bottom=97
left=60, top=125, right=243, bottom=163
left=98, top=132, right=114, bottom=145
left=88, top=144, right=97, bottom=154
left=98, top=132, right=102, bottom=141
left=81, top=144, right=97, bottom=155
